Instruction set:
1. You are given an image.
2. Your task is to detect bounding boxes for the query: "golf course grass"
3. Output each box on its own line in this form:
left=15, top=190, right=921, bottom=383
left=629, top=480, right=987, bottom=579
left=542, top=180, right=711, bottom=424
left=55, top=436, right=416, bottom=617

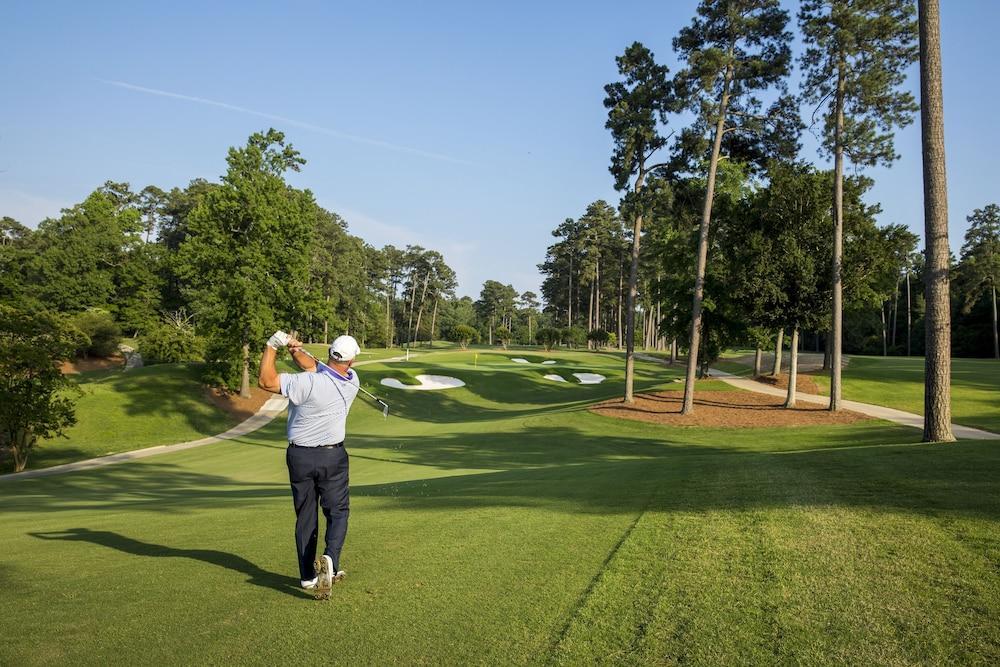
left=1, top=350, right=997, bottom=664
left=806, top=356, right=1000, bottom=433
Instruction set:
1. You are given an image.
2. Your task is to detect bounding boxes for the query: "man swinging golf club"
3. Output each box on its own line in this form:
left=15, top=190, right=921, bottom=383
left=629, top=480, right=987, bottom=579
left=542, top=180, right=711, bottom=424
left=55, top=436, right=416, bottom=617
left=259, top=331, right=362, bottom=599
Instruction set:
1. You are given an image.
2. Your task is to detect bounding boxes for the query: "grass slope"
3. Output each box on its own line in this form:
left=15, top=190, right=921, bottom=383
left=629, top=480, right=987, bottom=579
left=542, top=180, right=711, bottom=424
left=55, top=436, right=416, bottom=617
left=1, top=351, right=997, bottom=664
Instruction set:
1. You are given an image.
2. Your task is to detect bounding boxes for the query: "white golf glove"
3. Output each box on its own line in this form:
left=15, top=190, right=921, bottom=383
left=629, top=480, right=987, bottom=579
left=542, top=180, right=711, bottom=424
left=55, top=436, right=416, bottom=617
left=267, top=330, right=290, bottom=349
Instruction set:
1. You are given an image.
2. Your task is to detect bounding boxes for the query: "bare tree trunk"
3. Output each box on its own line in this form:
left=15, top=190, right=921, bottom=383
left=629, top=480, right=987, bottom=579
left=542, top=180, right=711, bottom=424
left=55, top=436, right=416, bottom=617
left=754, top=347, right=762, bottom=377
left=567, top=255, right=573, bottom=327
left=891, top=279, right=900, bottom=349
left=429, top=298, right=438, bottom=348
left=830, top=58, right=847, bottom=411
left=385, top=285, right=392, bottom=348
left=784, top=328, right=799, bottom=408
left=823, top=334, right=831, bottom=370
left=587, top=279, right=595, bottom=349
left=906, top=269, right=912, bottom=356
left=772, top=329, right=783, bottom=376
left=670, top=338, right=677, bottom=364
left=240, top=343, right=251, bottom=398
left=919, top=0, right=954, bottom=442
left=993, top=283, right=999, bottom=360
left=595, top=258, right=602, bottom=331
left=412, top=272, right=431, bottom=344
left=624, top=167, right=648, bottom=403
left=617, top=256, right=624, bottom=350
left=682, top=62, right=733, bottom=415
left=881, top=305, right=888, bottom=357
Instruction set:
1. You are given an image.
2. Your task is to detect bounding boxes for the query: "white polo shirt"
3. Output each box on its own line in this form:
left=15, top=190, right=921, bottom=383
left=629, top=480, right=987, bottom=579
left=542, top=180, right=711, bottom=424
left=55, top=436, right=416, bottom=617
left=279, top=368, right=360, bottom=447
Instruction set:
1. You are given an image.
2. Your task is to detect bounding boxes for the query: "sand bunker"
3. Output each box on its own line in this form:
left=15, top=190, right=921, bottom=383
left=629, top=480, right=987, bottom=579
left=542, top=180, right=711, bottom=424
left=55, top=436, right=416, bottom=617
left=380, top=375, right=465, bottom=391
left=544, top=374, right=568, bottom=382
left=573, top=373, right=606, bottom=384
left=511, top=358, right=530, bottom=364
left=541, top=360, right=557, bottom=365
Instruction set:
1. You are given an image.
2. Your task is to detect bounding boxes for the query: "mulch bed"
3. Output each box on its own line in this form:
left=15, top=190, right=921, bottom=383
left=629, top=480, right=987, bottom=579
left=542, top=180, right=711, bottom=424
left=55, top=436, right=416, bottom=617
left=753, top=372, right=820, bottom=395
left=590, top=390, right=868, bottom=428
left=204, top=386, right=273, bottom=422
left=60, top=355, right=126, bottom=374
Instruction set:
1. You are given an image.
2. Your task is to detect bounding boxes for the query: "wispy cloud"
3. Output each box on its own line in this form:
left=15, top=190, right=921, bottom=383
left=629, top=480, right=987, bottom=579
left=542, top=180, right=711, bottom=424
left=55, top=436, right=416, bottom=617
left=99, top=79, right=473, bottom=166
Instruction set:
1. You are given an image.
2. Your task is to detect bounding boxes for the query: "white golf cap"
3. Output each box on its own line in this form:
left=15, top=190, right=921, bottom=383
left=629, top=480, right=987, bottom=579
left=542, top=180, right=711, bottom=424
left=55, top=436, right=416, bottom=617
left=329, top=335, right=361, bottom=361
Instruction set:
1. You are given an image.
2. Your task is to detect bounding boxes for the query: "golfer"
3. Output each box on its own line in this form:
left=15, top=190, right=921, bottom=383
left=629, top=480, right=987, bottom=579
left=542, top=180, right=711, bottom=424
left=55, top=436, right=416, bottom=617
left=259, top=331, right=362, bottom=597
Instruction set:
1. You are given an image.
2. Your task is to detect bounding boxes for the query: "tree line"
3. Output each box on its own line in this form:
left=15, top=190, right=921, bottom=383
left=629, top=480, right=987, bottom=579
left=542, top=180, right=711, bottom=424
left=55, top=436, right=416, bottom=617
left=538, top=0, right=993, bottom=441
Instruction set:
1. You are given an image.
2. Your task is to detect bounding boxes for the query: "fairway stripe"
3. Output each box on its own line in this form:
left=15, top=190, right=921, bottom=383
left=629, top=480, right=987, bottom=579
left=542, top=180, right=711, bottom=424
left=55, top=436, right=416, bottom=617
left=546, top=494, right=655, bottom=664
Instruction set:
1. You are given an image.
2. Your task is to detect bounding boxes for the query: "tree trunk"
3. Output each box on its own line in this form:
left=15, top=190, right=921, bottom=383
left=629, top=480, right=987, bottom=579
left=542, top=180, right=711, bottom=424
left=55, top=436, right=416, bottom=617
left=587, top=279, right=595, bottom=348
left=919, top=0, right=954, bottom=442
left=906, top=269, right=912, bottom=356
left=623, top=163, right=649, bottom=403
left=12, top=427, right=33, bottom=472
left=830, top=57, right=847, bottom=411
left=891, top=279, right=900, bottom=348
left=682, top=61, right=733, bottom=415
left=240, top=343, right=251, bottom=399
left=784, top=327, right=799, bottom=408
left=881, top=305, right=888, bottom=356
left=823, top=334, right=831, bottom=370
left=567, top=255, right=573, bottom=327
left=754, top=347, right=762, bottom=377
left=385, top=284, right=393, bottom=348
left=412, top=272, right=431, bottom=343
left=429, top=298, right=438, bottom=348
left=772, top=329, right=783, bottom=376
left=670, top=338, right=677, bottom=364
left=993, top=283, right=999, bottom=359
left=617, top=255, right=624, bottom=350
left=595, top=257, right=602, bottom=331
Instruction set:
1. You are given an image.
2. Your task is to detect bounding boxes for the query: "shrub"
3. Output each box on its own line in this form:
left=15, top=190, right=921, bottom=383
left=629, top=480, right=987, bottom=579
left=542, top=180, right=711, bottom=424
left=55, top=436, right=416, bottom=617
left=72, top=309, right=121, bottom=358
left=139, top=323, right=204, bottom=365
left=587, top=329, right=611, bottom=348
left=449, top=324, right=479, bottom=350
left=535, top=327, right=561, bottom=351
left=562, top=326, right=587, bottom=348
left=495, top=326, right=512, bottom=350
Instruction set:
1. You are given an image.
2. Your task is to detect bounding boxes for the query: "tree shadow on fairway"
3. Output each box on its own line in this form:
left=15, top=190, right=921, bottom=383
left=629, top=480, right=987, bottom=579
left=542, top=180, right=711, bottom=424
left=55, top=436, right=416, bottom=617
left=29, top=528, right=306, bottom=598
left=1, top=460, right=287, bottom=514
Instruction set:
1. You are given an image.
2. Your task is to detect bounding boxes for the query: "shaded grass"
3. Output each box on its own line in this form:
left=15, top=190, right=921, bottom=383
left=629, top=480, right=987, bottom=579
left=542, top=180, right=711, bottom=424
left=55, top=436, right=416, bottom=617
left=1, top=352, right=997, bottom=664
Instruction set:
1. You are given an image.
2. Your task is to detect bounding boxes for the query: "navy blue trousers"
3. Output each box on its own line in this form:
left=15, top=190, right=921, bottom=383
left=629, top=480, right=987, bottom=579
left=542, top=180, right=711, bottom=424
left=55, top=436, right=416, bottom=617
left=285, top=445, right=350, bottom=581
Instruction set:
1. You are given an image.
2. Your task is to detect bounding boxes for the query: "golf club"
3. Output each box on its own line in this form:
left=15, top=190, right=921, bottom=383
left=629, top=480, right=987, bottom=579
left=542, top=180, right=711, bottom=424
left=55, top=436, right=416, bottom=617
left=293, top=346, right=391, bottom=419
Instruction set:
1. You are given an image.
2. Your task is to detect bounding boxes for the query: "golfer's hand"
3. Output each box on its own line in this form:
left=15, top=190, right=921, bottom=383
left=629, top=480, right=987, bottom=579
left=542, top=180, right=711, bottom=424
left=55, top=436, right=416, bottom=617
left=267, top=330, right=290, bottom=349
left=287, top=337, right=303, bottom=355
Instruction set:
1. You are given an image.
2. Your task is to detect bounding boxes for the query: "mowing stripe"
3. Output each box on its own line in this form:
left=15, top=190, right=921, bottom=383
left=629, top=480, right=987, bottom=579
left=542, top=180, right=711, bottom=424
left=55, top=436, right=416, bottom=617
left=545, top=493, right=655, bottom=664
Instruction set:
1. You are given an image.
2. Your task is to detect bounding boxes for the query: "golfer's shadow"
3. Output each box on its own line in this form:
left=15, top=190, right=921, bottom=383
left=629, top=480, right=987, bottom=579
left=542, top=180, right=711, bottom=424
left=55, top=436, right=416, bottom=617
left=31, top=528, right=305, bottom=598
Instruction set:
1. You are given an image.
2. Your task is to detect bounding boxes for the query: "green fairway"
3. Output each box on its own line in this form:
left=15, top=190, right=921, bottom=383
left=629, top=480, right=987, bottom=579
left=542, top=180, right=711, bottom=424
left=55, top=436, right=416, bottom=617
left=1, top=351, right=997, bottom=665
left=808, top=356, right=1000, bottom=433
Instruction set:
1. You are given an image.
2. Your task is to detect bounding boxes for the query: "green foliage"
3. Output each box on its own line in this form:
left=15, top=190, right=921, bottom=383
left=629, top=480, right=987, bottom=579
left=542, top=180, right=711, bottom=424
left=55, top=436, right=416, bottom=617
left=448, top=324, right=479, bottom=350
left=140, top=321, right=204, bottom=365
left=799, top=0, right=918, bottom=167
left=957, top=204, right=1000, bottom=312
left=494, top=326, right=512, bottom=349
left=588, top=329, right=611, bottom=347
left=175, top=129, right=313, bottom=393
left=72, top=309, right=122, bottom=358
left=0, top=306, right=83, bottom=471
left=535, top=327, right=562, bottom=351
left=562, top=326, right=587, bottom=348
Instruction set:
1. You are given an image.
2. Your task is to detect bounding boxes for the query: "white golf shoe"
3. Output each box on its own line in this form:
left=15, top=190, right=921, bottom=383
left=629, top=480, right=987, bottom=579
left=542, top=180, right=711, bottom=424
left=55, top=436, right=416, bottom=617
left=315, top=555, right=334, bottom=599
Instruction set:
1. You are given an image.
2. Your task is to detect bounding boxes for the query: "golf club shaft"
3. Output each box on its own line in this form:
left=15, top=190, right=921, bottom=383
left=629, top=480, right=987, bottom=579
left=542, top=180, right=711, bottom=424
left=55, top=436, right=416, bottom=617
left=295, top=347, right=389, bottom=410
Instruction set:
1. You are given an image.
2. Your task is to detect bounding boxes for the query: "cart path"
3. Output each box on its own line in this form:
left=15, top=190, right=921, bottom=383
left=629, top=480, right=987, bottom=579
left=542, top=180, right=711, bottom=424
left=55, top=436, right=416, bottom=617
left=1, top=354, right=415, bottom=481
left=709, top=369, right=998, bottom=440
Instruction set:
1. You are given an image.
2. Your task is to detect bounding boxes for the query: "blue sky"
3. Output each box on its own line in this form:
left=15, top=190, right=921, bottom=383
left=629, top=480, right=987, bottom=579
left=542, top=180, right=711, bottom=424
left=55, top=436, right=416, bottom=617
left=2, top=0, right=997, bottom=298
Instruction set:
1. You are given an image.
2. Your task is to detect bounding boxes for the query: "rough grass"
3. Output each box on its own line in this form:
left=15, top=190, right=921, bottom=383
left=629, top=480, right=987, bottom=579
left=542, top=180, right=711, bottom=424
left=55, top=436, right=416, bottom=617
left=1, top=351, right=997, bottom=665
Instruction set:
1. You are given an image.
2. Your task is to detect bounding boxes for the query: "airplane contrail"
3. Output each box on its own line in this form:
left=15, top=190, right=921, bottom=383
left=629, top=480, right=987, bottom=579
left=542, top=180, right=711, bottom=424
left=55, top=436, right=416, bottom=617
left=100, top=79, right=473, bottom=166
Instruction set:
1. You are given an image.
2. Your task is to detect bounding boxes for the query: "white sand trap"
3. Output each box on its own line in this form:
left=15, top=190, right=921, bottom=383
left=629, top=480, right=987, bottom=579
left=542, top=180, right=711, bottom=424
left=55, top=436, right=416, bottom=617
left=510, top=358, right=530, bottom=364
left=380, top=375, right=465, bottom=391
left=544, top=374, right=568, bottom=382
left=573, top=373, right=606, bottom=384
left=541, top=360, right=557, bottom=365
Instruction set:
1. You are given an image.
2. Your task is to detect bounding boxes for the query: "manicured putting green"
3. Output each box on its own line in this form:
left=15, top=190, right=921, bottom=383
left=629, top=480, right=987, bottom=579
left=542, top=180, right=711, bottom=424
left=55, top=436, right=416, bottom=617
left=1, top=350, right=997, bottom=665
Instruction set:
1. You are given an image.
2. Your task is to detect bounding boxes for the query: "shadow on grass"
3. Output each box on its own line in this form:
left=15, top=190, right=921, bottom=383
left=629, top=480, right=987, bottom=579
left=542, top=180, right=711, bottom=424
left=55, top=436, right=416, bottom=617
left=29, top=528, right=305, bottom=598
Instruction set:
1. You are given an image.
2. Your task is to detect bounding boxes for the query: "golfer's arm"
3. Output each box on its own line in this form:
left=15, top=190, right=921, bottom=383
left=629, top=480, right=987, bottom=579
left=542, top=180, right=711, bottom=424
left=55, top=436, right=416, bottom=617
left=289, top=347, right=317, bottom=372
left=258, top=346, right=282, bottom=393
